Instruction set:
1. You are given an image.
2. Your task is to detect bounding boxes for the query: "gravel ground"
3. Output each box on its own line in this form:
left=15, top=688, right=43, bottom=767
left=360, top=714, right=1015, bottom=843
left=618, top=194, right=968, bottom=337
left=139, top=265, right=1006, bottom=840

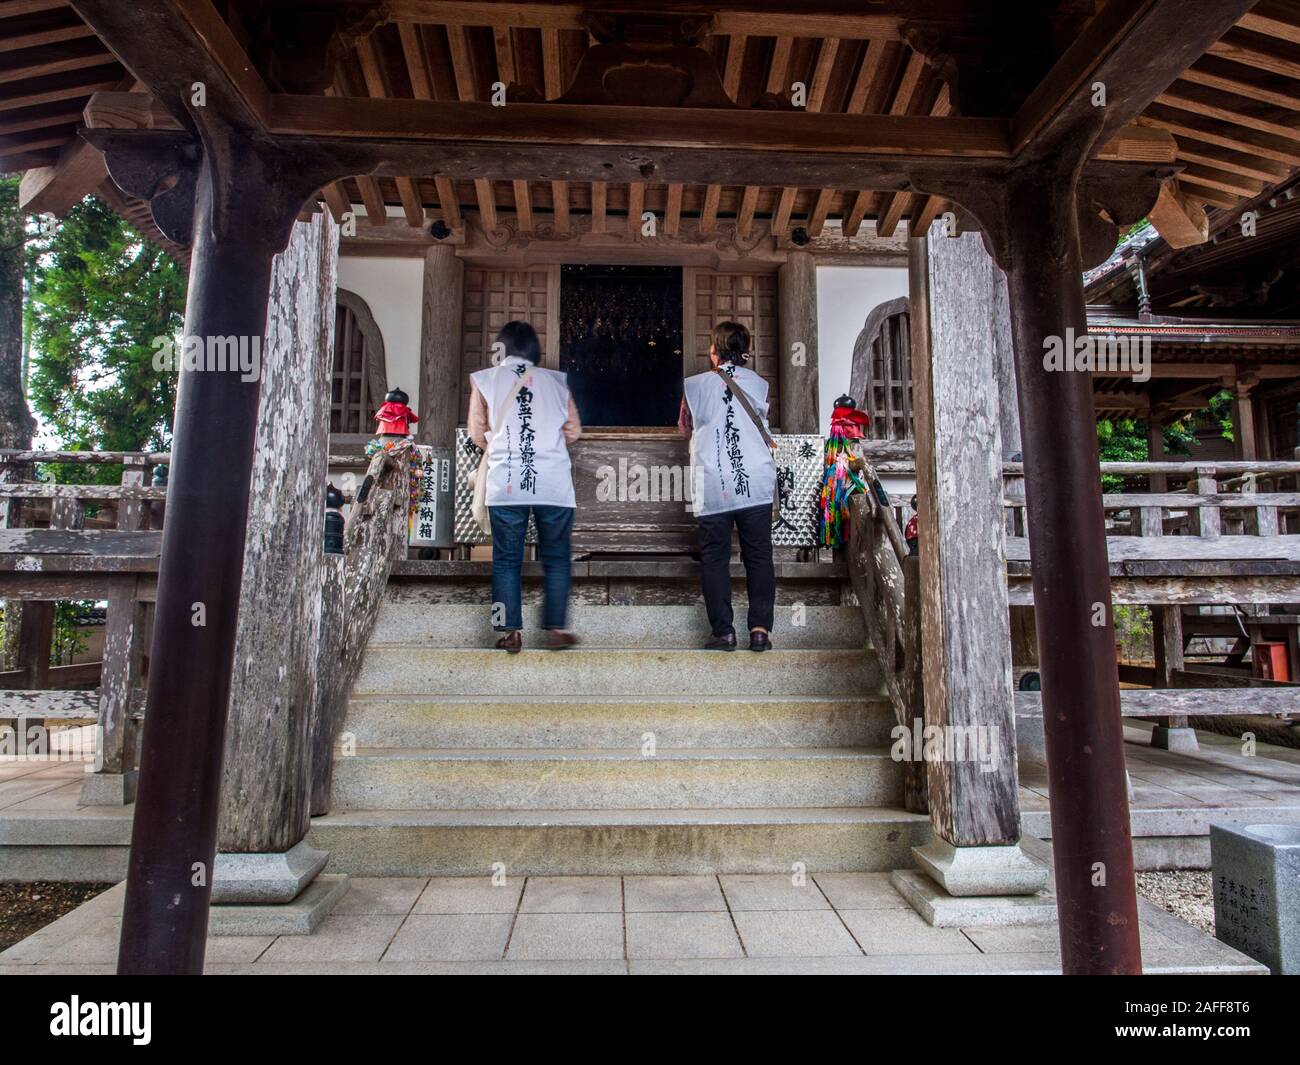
left=0, top=881, right=116, bottom=952
left=1136, top=870, right=1215, bottom=935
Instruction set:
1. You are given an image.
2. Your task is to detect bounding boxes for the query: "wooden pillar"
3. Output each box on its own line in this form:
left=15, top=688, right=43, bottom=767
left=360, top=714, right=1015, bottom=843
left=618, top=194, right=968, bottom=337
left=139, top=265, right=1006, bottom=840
left=777, top=251, right=819, bottom=432
left=1001, top=157, right=1141, bottom=975
left=417, top=243, right=465, bottom=449
left=909, top=226, right=1023, bottom=857
left=217, top=210, right=339, bottom=856
left=1232, top=375, right=1259, bottom=461
left=117, top=151, right=324, bottom=975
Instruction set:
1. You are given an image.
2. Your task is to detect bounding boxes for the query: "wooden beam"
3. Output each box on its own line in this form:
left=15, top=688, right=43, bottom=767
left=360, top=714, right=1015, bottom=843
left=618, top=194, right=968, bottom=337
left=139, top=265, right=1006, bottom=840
left=355, top=34, right=423, bottom=226
left=664, top=182, right=682, bottom=236
left=512, top=178, right=532, bottom=231
left=0, top=20, right=94, bottom=53
left=1141, top=107, right=1300, bottom=167
left=433, top=175, right=461, bottom=228
left=735, top=183, right=759, bottom=236
left=68, top=0, right=270, bottom=131
left=17, top=131, right=105, bottom=214
left=379, top=1, right=992, bottom=40
left=1168, top=136, right=1290, bottom=182
left=1179, top=61, right=1300, bottom=112
left=590, top=179, right=605, bottom=233
left=1012, top=0, right=1256, bottom=154
left=445, top=22, right=499, bottom=227
left=625, top=180, right=644, bottom=235
left=1208, top=32, right=1300, bottom=80
left=1147, top=178, right=1210, bottom=248
left=540, top=27, right=568, bottom=229
left=806, top=187, right=834, bottom=237
left=1157, top=87, right=1300, bottom=144
left=842, top=190, right=873, bottom=236
left=699, top=182, right=720, bottom=235
left=268, top=96, right=1013, bottom=158
left=1237, top=1, right=1300, bottom=45
left=319, top=181, right=350, bottom=223
left=772, top=185, right=798, bottom=235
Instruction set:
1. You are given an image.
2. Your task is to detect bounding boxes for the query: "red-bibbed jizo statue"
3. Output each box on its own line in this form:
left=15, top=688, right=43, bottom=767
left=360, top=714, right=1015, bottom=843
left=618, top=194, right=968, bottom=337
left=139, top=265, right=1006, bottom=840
left=374, top=387, right=418, bottom=437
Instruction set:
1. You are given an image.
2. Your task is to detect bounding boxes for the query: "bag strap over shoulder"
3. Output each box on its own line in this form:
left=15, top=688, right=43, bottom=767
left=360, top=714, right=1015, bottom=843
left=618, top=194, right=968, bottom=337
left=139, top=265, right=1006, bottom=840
left=712, top=367, right=776, bottom=451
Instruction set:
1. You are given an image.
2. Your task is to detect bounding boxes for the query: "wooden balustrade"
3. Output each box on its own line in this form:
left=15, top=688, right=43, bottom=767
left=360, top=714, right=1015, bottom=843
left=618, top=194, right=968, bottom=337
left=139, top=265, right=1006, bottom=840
left=846, top=491, right=926, bottom=813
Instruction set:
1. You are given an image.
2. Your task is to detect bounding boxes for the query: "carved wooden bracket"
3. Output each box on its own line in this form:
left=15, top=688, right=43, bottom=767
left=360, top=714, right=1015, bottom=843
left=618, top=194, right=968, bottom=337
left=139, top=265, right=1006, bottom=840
left=80, top=129, right=201, bottom=245
left=554, top=11, right=738, bottom=108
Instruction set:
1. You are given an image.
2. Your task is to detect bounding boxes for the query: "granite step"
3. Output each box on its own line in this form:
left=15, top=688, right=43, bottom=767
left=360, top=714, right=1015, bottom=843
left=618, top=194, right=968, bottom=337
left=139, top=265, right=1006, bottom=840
left=306, top=806, right=931, bottom=876
left=369, top=602, right=867, bottom=649
left=331, top=746, right=900, bottom=810
left=353, top=647, right=881, bottom=698
left=341, top=694, right=896, bottom=749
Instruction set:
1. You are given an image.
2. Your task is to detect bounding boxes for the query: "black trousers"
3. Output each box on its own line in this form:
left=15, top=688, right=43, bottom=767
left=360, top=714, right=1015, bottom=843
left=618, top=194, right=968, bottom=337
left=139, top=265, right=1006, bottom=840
left=697, top=502, right=776, bottom=637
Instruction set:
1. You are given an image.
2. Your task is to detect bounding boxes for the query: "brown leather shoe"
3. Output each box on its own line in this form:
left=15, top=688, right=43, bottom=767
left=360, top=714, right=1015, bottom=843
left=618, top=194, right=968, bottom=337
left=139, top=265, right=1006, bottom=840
left=749, top=630, right=772, bottom=652
left=495, top=630, right=522, bottom=654
left=704, top=632, right=737, bottom=651
left=547, top=630, right=580, bottom=650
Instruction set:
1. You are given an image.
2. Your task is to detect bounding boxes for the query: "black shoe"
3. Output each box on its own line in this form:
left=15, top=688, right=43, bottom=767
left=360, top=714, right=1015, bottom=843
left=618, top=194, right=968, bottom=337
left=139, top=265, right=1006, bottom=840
left=749, top=630, right=771, bottom=652
left=704, top=632, right=737, bottom=651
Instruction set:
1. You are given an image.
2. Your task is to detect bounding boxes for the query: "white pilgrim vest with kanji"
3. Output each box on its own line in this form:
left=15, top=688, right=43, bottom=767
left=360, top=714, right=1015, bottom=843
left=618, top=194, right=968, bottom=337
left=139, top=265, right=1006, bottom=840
left=471, top=356, right=576, bottom=509
left=683, top=364, right=776, bottom=517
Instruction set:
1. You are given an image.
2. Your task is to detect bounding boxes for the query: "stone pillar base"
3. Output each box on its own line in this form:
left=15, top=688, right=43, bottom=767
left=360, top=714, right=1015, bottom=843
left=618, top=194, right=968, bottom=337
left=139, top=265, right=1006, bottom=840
left=892, top=869, right=1057, bottom=928
left=1152, top=725, right=1199, bottom=753
left=212, top=840, right=330, bottom=904
left=913, top=838, right=1049, bottom=897
left=209, top=874, right=350, bottom=937
left=78, top=770, right=138, bottom=806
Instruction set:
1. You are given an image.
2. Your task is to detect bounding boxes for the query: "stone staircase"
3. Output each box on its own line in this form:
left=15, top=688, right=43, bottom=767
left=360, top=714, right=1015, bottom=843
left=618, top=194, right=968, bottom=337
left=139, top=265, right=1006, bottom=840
left=308, top=588, right=929, bottom=875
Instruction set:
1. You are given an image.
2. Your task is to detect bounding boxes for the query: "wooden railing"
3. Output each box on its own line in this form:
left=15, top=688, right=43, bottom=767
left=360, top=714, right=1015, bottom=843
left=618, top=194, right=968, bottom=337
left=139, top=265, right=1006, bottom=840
left=846, top=490, right=926, bottom=813
left=0, top=446, right=407, bottom=805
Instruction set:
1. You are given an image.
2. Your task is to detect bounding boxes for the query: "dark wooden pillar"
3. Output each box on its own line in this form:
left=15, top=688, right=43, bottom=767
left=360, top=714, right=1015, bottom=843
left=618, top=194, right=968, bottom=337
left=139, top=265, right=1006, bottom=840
left=117, top=151, right=322, bottom=975
left=1001, top=158, right=1142, bottom=974
left=417, top=243, right=464, bottom=450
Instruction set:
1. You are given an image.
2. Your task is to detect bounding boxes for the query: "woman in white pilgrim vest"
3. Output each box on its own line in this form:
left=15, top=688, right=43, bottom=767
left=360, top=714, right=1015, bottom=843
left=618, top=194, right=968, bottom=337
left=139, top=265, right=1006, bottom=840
left=468, top=321, right=582, bottom=652
left=678, top=321, right=777, bottom=651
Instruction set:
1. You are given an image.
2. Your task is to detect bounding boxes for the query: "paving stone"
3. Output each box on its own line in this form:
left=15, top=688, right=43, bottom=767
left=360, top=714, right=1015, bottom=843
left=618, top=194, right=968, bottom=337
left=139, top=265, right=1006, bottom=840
left=519, top=876, right=622, bottom=913
left=383, top=914, right=513, bottom=962
left=623, top=875, right=725, bottom=912
left=506, top=913, right=625, bottom=960
left=258, top=914, right=404, bottom=963
left=333, top=876, right=428, bottom=915
left=837, top=908, right=980, bottom=956
left=414, top=876, right=523, bottom=914
left=46, top=916, right=272, bottom=964
left=963, top=925, right=1062, bottom=954
left=720, top=874, right=831, bottom=911
left=813, top=872, right=909, bottom=910
left=625, top=912, right=743, bottom=959
left=732, top=910, right=862, bottom=957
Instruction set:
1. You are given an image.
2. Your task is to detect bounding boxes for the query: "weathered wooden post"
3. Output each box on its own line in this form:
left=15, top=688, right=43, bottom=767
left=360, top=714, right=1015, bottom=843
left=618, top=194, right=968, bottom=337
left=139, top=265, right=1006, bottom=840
left=777, top=250, right=819, bottom=432
left=893, top=224, right=1049, bottom=923
left=211, top=211, right=343, bottom=922
left=417, top=242, right=464, bottom=450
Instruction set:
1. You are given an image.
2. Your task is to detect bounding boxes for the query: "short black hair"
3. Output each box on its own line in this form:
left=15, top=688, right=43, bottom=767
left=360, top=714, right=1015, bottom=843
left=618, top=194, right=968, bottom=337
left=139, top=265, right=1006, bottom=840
left=711, top=320, right=751, bottom=365
left=497, top=320, right=542, bottom=364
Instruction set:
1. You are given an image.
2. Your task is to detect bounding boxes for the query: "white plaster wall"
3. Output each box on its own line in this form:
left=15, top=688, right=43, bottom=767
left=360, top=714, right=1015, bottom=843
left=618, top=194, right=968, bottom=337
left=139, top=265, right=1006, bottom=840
left=336, top=257, right=425, bottom=413
left=815, top=265, right=910, bottom=431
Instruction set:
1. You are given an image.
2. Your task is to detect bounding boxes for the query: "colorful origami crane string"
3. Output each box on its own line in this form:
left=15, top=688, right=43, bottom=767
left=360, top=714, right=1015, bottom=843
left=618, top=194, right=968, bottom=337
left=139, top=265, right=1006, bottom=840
left=819, top=401, right=870, bottom=549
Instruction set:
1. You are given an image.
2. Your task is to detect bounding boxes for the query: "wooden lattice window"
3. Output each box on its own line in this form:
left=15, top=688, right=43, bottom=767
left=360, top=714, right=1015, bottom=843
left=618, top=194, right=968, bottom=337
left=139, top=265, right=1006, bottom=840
left=331, top=289, right=388, bottom=434
left=849, top=296, right=913, bottom=441
left=460, top=267, right=555, bottom=421
left=687, top=270, right=780, bottom=428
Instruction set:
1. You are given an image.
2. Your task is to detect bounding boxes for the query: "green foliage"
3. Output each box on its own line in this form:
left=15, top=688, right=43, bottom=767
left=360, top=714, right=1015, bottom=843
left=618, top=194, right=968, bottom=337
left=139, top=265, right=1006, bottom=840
left=1096, top=391, right=1235, bottom=490
left=51, top=600, right=95, bottom=666
left=24, top=195, right=185, bottom=465
left=1113, top=604, right=1153, bottom=663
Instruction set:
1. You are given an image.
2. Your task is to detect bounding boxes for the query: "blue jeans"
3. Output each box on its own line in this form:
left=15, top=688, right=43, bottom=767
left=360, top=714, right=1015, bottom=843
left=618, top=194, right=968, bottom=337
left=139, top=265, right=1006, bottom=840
left=489, top=505, right=575, bottom=631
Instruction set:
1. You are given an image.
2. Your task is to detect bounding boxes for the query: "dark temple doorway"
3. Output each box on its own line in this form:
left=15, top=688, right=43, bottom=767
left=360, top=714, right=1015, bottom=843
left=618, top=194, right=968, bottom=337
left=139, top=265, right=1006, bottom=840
left=559, top=264, right=684, bottom=426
